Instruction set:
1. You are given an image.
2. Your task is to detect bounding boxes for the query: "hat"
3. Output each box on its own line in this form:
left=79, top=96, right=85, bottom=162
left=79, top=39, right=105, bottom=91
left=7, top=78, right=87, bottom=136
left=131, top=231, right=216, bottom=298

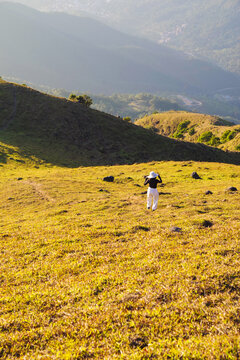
left=148, top=171, right=158, bottom=179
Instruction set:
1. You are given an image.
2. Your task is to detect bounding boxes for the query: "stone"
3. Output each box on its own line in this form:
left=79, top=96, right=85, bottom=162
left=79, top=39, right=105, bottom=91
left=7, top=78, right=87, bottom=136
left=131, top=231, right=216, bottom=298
left=226, top=187, right=237, bottom=192
left=170, top=226, right=182, bottom=233
left=191, top=172, right=201, bottom=179
left=129, top=336, right=148, bottom=349
left=201, top=220, right=213, bottom=228
left=205, top=190, right=213, bottom=195
left=103, top=176, right=114, bottom=182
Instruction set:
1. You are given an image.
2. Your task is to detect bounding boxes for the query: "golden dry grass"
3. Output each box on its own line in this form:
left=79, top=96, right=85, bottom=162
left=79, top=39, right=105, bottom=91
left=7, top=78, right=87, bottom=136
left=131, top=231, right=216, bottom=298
left=0, top=159, right=239, bottom=359
left=135, top=111, right=240, bottom=151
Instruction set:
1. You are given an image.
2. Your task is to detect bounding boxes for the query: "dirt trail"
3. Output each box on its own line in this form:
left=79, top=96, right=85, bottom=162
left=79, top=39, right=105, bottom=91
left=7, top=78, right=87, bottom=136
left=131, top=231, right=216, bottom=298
left=23, top=180, right=55, bottom=202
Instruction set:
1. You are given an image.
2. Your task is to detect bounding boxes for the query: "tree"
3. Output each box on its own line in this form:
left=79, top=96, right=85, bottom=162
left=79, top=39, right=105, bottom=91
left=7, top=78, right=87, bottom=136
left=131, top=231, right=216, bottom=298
left=68, top=93, right=77, bottom=101
left=76, top=95, right=93, bottom=107
left=68, top=93, right=93, bottom=107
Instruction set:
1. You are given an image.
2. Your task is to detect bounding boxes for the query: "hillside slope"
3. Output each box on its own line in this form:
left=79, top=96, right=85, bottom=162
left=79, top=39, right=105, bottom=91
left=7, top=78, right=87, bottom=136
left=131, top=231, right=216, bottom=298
left=135, top=111, right=240, bottom=151
left=1, top=81, right=240, bottom=166
left=0, top=2, right=240, bottom=96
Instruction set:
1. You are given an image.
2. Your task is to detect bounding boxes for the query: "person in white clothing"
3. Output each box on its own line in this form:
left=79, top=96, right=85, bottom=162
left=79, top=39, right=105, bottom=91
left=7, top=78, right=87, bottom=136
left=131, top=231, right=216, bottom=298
left=144, top=171, right=162, bottom=211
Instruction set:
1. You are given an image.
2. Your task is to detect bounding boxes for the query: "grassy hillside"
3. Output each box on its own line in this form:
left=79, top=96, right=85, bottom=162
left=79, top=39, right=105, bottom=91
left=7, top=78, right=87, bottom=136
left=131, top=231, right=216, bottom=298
left=135, top=111, right=240, bottom=151
left=1, top=81, right=240, bottom=167
left=0, top=159, right=240, bottom=358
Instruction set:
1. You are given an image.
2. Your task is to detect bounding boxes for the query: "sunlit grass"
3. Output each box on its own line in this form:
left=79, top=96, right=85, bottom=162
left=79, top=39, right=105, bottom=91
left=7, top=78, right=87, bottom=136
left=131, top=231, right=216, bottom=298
left=0, top=160, right=239, bottom=359
left=136, top=111, right=240, bottom=151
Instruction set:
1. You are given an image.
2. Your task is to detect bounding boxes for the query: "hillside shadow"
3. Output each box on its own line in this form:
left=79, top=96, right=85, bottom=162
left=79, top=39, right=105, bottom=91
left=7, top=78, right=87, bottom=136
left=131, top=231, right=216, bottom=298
left=0, top=151, right=7, bottom=164
left=1, top=131, right=240, bottom=168
left=1, top=81, right=240, bottom=168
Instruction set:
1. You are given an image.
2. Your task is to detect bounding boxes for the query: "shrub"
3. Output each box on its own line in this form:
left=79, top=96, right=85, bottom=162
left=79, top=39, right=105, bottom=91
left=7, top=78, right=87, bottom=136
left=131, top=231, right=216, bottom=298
left=198, top=131, right=213, bottom=143
left=69, top=93, right=77, bottom=101
left=123, top=116, right=132, bottom=123
left=76, top=95, right=93, bottom=107
left=198, top=131, right=220, bottom=146
left=173, top=120, right=190, bottom=139
left=188, top=127, right=196, bottom=136
left=221, top=129, right=239, bottom=143
left=235, top=145, right=240, bottom=151
left=68, top=93, right=93, bottom=107
left=208, top=135, right=221, bottom=146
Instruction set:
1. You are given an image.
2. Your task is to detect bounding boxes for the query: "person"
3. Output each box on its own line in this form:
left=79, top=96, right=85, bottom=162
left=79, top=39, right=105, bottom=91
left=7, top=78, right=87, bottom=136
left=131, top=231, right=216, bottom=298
left=144, top=171, right=162, bottom=211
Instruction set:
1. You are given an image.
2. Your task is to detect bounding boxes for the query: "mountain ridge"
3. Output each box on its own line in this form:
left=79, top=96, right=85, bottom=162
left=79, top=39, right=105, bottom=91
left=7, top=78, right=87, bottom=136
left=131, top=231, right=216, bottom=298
left=3, top=0, right=238, bottom=75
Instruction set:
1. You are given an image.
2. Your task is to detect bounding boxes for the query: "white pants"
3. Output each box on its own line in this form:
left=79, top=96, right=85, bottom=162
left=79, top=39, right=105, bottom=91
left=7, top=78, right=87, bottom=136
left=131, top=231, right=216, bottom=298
left=147, top=188, right=159, bottom=211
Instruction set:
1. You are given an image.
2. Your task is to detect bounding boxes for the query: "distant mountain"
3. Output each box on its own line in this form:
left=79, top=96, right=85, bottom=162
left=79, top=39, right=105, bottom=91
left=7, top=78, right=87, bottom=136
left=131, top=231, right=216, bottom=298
left=1, top=80, right=239, bottom=166
left=9, top=0, right=239, bottom=75
left=135, top=111, right=240, bottom=152
left=0, top=2, right=240, bottom=96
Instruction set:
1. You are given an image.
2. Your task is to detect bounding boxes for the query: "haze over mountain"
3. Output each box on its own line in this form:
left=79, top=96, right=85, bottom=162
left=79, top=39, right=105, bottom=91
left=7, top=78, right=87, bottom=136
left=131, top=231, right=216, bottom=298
left=3, top=0, right=239, bottom=75
left=0, top=2, right=240, bottom=96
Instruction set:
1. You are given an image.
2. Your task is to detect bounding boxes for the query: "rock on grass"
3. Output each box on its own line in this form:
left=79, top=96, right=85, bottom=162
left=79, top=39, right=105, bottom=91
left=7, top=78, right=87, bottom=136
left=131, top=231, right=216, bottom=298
left=226, top=186, right=237, bottom=192
left=200, top=220, right=213, bottom=228
left=170, top=226, right=182, bottom=233
left=103, top=176, right=114, bottom=182
left=191, top=172, right=201, bottom=179
left=129, top=336, right=148, bottom=349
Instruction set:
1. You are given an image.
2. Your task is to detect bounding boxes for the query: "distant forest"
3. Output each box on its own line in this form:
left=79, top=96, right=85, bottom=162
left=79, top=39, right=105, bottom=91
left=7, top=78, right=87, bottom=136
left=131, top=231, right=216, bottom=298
left=47, top=88, right=240, bottom=123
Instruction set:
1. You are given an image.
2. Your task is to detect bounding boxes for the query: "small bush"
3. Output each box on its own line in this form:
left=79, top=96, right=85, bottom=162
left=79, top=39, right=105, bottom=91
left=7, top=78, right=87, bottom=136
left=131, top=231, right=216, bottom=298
left=173, top=120, right=190, bottom=139
left=198, top=131, right=220, bottom=146
left=221, top=130, right=238, bottom=143
left=198, top=131, right=213, bottom=143
left=188, top=126, right=196, bottom=136
left=209, top=135, right=221, bottom=146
